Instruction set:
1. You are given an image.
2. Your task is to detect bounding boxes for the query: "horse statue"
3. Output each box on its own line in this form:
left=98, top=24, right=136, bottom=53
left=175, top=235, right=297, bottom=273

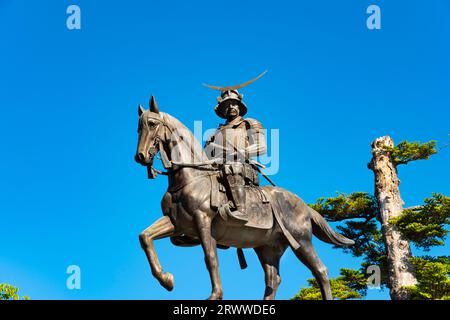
left=134, top=96, right=354, bottom=300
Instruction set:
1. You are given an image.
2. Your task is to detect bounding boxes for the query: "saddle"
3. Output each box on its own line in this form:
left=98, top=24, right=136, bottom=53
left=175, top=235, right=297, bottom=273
left=216, top=186, right=273, bottom=229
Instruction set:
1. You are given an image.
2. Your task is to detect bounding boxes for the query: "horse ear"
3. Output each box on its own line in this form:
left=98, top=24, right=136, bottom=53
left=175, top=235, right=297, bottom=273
left=138, top=104, right=145, bottom=116
left=149, top=96, right=160, bottom=113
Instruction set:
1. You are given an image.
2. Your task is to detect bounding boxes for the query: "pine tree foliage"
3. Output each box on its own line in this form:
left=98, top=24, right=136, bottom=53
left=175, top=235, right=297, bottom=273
left=299, top=191, right=449, bottom=299
left=292, top=269, right=367, bottom=300
left=294, top=139, right=448, bottom=300
left=311, top=192, right=388, bottom=286
left=406, top=256, right=450, bottom=300
left=383, top=140, right=437, bottom=166
left=390, top=194, right=450, bottom=250
left=310, top=192, right=378, bottom=222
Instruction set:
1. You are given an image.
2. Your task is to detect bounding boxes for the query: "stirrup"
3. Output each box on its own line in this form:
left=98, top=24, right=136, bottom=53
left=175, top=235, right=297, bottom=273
left=227, top=206, right=248, bottom=222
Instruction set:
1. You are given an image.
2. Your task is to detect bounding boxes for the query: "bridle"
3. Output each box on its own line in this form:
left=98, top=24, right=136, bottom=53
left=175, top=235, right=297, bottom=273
left=139, top=111, right=274, bottom=193
left=141, top=114, right=173, bottom=176
left=141, top=113, right=219, bottom=185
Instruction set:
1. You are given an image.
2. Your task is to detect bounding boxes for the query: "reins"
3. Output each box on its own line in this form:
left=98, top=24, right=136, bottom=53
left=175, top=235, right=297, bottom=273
left=146, top=113, right=275, bottom=192
left=146, top=115, right=220, bottom=192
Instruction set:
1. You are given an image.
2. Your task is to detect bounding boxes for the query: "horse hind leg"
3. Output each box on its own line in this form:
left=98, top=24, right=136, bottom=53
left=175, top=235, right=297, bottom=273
left=254, top=244, right=287, bottom=300
left=292, top=239, right=333, bottom=300
left=139, top=216, right=176, bottom=291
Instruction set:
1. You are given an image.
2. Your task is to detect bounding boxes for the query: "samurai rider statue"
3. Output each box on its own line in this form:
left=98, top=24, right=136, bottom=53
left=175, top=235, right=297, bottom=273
left=204, top=71, right=267, bottom=223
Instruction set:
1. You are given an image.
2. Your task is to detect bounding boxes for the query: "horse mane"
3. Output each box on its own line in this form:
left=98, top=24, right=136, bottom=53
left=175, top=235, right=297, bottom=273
left=160, top=112, right=206, bottom=163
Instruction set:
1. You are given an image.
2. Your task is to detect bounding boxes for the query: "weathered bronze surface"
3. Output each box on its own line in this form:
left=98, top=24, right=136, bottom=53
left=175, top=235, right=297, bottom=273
left=134, top=79, right=354, bottom=300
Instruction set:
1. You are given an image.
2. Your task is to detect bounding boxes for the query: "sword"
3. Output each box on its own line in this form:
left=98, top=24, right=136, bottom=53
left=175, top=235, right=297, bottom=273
left=253, top=165, right=276, bottom=187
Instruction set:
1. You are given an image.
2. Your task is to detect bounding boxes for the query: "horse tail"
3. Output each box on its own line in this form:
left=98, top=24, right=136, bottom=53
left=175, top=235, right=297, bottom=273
left=308, top=207, right=355, bottom=247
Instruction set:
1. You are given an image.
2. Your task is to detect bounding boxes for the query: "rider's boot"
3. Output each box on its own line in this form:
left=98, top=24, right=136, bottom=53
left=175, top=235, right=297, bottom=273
left=228, top=185, right=247, bottom=222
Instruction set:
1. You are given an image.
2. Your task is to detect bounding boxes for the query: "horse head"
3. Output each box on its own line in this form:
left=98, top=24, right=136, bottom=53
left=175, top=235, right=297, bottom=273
left=135, top=96, right=164, bottom=173
left=135, top=96, right=209, bottom=179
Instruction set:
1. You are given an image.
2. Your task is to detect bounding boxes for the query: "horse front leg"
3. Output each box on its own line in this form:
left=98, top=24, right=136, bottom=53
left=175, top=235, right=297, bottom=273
left=194, top=211, right=223, bottom=300
left=139, top=216, right=176, bottom=291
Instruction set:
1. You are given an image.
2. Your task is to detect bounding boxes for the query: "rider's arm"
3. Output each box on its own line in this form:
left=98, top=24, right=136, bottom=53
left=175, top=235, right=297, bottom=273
left=245, top=119, right=267, bottom=157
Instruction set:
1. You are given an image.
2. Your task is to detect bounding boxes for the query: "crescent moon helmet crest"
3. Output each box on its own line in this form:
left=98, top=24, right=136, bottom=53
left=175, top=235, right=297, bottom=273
left=204, top=71, right=267, bottom=119
left=202, top=70, right=267, bottom=92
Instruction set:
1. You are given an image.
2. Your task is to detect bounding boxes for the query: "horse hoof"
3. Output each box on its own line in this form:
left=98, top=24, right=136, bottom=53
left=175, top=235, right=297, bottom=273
left=207, top=291, right=223, bottom=300
left=161, top=272, right=174, bottom=291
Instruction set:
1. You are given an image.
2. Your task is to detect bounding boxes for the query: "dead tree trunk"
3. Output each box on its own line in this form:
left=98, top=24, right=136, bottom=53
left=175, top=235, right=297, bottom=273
left=368, top=136, right=417, bottom=300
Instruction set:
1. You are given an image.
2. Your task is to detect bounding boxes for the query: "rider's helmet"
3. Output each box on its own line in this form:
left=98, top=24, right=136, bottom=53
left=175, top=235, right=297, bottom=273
left=214, top=90, right=247, bottom=119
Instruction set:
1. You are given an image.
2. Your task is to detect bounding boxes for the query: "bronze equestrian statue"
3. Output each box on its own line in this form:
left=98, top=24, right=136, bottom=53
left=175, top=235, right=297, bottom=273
left=134, top=73, right=354, bottom=300
left=204, top=88, right=266, bottom=223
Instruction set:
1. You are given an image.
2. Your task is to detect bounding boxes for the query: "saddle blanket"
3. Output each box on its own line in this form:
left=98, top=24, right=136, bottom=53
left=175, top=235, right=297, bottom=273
left=218, top=186, right=273, bottom=230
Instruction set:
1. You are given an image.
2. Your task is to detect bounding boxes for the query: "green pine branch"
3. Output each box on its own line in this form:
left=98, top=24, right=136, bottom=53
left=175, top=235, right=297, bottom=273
left=309, top=192, right=389, bottom=292
left=390, top=194, right=450, bottom=251
left=405, top=256, right=450, bottom=300
left=311, top=192, right=378, bottom=222
left=383, top=140, right=437, bottom=166
left=292, top=269, right=367, bottom=300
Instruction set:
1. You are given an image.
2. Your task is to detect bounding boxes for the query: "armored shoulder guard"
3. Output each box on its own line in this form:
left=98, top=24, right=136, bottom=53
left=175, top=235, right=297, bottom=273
left=244, top=118, right=264, bottom=131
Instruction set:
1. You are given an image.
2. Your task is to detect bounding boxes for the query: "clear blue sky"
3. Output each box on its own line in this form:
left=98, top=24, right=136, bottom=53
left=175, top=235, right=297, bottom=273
left=0, top=0, right=449, bottom=300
